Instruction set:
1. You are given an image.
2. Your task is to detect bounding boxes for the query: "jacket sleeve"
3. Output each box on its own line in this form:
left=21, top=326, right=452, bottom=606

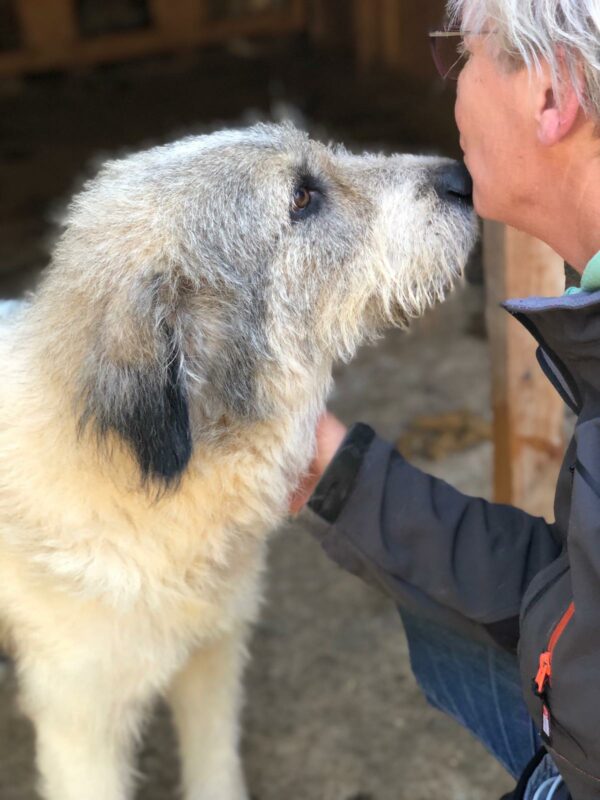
left=307, top=423, right=562, bottom=627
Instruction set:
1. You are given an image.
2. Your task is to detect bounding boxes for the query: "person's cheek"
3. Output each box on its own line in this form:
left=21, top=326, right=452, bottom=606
left=454, top=83, right=464, bottom=138
left=454, top=76, right=470, bottom=154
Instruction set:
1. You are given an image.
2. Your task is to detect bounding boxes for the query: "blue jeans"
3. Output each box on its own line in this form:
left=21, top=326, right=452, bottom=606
left=399, top=611, right=570, bottom=798
left=399, top=609, right=542, bottom=781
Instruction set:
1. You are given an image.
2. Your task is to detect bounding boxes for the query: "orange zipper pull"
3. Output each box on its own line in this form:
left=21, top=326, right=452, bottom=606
left=532, top=601, right=575, bottom=698
left=534, top=651, right=552, bottom=696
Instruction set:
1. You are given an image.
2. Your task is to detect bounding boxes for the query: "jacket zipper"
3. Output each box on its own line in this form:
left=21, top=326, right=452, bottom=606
left=533, top=601, right=575, bottom=743
left=534, top=601, right=575, bottom=695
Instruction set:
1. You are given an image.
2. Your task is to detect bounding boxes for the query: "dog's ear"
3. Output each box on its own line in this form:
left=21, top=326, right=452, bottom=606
left=79, top=275, right=193, bottom=485
left=104, top=325, right=192, bottom=483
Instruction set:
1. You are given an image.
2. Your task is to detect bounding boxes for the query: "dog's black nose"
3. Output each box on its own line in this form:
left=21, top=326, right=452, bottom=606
left=433, top=162, right=473, bottom=205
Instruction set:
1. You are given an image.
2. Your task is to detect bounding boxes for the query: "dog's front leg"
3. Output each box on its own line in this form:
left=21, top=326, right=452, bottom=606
left=167, top=625, right=250, bottom=800
left=20, top=661, right=144, bottom=800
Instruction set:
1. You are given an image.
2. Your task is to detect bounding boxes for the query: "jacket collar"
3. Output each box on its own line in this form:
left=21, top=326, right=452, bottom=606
left=503, top=290, right=600, bottom=411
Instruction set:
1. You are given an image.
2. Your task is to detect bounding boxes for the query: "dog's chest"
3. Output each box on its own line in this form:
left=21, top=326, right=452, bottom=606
left=90, top=512, right=264, bottom=611
left=3, top=490, right=267, bottom=634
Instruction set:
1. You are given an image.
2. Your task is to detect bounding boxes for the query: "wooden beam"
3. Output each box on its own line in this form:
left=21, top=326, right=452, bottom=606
left=0, top=4, right=307, bottom=76
left=484, top=222, right=566, bottom=519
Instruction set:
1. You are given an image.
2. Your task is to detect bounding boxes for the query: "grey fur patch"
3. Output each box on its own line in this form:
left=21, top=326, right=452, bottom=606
left=206, top=263, right=272, bottom=420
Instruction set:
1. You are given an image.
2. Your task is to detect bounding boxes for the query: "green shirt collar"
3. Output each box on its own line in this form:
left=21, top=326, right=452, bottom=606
left=564, top=251, right=600, bottom=295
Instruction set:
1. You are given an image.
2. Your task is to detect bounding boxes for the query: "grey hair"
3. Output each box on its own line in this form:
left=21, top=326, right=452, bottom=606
left=447, top=0, right=600, bottom=121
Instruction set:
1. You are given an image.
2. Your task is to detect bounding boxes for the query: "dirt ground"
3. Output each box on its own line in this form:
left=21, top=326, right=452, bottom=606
left=0, top=38, right=514, bottom=800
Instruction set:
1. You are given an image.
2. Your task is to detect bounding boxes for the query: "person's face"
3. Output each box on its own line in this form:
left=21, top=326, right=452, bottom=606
left=455, top=35, right=539, bottom=226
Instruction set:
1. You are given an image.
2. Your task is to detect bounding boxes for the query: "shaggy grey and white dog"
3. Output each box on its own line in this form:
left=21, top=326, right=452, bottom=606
left=0, top=123, right=476, bottom=800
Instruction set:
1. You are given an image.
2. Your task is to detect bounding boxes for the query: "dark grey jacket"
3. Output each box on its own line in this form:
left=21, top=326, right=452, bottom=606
left=308, top=290, right=600, bottom=800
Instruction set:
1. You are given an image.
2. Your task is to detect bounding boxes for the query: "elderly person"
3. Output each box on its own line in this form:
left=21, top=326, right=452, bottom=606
left=293, top=2, right=600, bottom=799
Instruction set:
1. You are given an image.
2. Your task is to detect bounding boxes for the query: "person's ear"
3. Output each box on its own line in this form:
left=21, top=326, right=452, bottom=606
left=536, top=60, right=582, bottom=146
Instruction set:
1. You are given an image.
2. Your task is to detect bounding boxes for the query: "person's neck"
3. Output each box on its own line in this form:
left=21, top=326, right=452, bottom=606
left=525, top=137, right=600, bottom=272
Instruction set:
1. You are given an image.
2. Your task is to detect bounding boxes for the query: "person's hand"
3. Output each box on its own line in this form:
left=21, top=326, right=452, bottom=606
left=289, top=411, right=348, bottom=515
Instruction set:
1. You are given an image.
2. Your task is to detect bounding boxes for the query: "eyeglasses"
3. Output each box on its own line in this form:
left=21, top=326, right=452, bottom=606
left=428, top=27, right=471, bottom=81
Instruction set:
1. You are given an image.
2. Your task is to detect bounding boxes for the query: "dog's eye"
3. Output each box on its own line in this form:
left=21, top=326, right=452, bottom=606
left=292, top=187, right=312, bottom=213
left=290, top=180, right=324, bottom=222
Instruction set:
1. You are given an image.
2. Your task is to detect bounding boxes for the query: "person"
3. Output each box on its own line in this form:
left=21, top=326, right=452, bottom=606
left=291, top=2, right=600, bottom=799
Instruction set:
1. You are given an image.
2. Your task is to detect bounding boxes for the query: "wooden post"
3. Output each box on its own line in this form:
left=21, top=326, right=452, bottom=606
left=484, top=222, right=566, bottom=519
left=352, top=0, right=446, bottom=78
left=380, top=0, right=402, bottom=71
left=148, top=0, right=208, bottom=42
left=291, top=0, right=308, bottom=29
left=394, top=0, right=446, bottom=79
left=353, top=0, right=382, bottom=72
left=308, top=0, right=328, bottom=42
left=308, top=0, right=350, bottom=47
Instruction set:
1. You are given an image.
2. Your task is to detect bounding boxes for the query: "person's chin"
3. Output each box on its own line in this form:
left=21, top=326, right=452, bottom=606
left=472, top=187, right=491, bottom=219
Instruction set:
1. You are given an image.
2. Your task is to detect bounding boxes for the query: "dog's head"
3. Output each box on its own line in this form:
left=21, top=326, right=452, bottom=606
left=36, top=123, right=477, bottom=485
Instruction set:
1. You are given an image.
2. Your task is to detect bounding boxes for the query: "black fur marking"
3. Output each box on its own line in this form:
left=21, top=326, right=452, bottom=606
left=120, top=331, right=191, bottom=482
left=84, top=326, right=192, bottom=485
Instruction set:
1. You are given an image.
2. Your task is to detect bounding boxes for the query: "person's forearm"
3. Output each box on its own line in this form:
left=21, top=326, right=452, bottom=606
left=307, top=424, right=562, bottom=625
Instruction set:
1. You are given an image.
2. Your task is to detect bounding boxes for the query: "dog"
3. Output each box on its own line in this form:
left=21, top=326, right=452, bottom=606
left=0, top=123, right=476, bottom=800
